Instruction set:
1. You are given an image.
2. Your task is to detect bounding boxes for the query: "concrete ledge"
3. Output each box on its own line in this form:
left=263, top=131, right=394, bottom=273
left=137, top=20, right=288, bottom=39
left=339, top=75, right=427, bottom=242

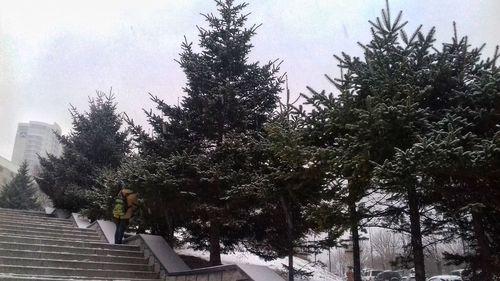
left=166, top=264, right=246, bottom=281
left=71, top=213, right=91, bottom=228
left=44, top=207, right=55, bottom=215
left=168, top=264, right=240, bottom=275
left=52, top=209, right=72, bottom=219
left=168, top=264, right=284, bottom=281
left=126, top=234, right=190, bottom=279
left=85, top=218, right=284, bottom=281
left=238, top=264, right=285, bottom=281
left=87, top=220, right=115, bottom=243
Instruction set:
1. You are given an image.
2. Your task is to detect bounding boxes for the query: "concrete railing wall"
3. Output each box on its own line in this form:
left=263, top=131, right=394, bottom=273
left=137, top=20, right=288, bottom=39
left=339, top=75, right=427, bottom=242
left=89, top=217, right=285, bottom=281
left=166, top=264, right=249, bottom=281
left=126, top=234, right=190, bottom=280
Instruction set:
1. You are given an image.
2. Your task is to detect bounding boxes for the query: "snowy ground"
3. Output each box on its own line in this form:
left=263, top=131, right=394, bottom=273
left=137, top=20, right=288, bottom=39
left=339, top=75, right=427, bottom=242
left=176, top=247, right=343, bottom=281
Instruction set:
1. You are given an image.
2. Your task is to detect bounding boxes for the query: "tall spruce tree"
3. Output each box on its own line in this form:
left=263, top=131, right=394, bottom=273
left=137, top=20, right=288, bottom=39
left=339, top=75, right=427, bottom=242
left=374, top=30, right=500, bottom=279
left=304, top=75, right=377, bottom=281
left=37, top=91, right=130, bottom=214
left=128, top=0, right=283, bottom=265
left=241, top=90, right=327, bottom=281
left=318, top=4, right=500, bottom=281
left=304, top=3, right=440, bottom=280
left=427, top=33, right=500, bottom=280
left=0, top=161, right=41, bottom=210
left=176, top=0, right=283, bottom=262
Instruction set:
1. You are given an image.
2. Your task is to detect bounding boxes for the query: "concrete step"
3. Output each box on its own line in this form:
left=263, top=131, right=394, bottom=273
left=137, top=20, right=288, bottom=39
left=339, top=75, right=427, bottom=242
left=0, top=265, right=159, bottom=279
left=0, top=242, right=144, bottom=258
left=0, top=229, right=101, bottom=241
left=0, top=208, right=164, bottom=280
left=0, top=213, right=74, bottom=225
left=0, top=248, right=149, bottom=264
left=0, top=273, right=161, bottom=281
left=0, top=219, right=74, bottom=230
left=0, top=256, right=152, bottom=272
left=0, top=220, right=95, bottom=233
left=0, top=234, right=138, bottom=250
left=0, top=207, right=51, bottom=217
left=0, top=222, right=99, bottom=237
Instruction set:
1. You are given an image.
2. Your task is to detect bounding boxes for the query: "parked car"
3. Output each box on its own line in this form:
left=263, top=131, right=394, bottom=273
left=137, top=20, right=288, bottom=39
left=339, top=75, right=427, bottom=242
left=363, top=270, right=383, bottom=281
left=449, top=270, right=463, bottom=276
left=460, top=268, right=483, bottom=281
left=427, top=275, right=461, bottom=281
left=401, top=276, right=415, bottom=281
left=449, top=269, right=466, bottom=280
left=375, top=271, right=402, bottom=281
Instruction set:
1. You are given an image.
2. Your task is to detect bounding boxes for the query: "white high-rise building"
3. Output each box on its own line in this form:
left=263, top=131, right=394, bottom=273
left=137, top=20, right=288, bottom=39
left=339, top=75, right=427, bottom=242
left=0, top=155, right=18, bottom=187
left=11, top=121, right=63, bottom=175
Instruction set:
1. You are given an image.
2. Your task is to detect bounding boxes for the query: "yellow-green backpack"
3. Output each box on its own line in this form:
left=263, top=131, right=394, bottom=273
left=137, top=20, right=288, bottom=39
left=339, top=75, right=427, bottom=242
left=113, top=198, right=125, bottom=218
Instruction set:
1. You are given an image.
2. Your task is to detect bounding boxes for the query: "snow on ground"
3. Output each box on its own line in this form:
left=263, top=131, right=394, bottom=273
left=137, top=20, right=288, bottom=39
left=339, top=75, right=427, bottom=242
left=176, top=247, right=343, bottom=281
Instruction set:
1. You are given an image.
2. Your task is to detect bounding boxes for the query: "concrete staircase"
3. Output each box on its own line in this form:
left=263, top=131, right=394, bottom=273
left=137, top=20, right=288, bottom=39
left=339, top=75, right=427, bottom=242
left=0, top=207, right=161, bottom=281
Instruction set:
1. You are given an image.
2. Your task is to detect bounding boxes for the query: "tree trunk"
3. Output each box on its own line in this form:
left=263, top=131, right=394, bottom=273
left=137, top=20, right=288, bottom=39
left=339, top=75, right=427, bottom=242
left=288, top=240, right=294, bottom=281
left=436, top=259, right=442, bottom=275
left=348, top=198, right=362, bottom=281
left=280, top=195, right=294, bottom=281
left=407, top=185, right=425, bottom=281
left=164, top=209, right=175, bottom=246
left=471, top=210, right=493, bottom=281
left=209, top=220, right=222, bottom=266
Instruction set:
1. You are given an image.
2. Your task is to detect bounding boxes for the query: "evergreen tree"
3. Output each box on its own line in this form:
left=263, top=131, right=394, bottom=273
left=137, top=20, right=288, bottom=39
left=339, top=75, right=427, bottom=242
left=319, top=5, right=500, bottom=280
left=374, top=31, right=500, bottom=279
left=242, top=93, right=327, bottom=281
left=0, top=161, right=41, bottom=210
left=177, top=0, right=282, bottom=142
left=37, top=91, right=130, bottom=214
left=304, top=81, right=374, bottom=281
left=123, top=154, right=201, bottom=244
left=128, top=0, right=283, bottom=265
left=428, top=34, right=500, bottom=280
left=304, top=3, right=440, bottom=280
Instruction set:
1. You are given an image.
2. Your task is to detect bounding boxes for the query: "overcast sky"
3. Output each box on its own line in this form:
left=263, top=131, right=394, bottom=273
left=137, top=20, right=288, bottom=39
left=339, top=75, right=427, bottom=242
left=0, top=0, right=499, bottom=160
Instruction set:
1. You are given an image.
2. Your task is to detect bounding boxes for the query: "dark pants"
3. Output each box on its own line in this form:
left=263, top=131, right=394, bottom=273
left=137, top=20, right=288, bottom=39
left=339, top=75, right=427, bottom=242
left=114, top=219, right=128, bottom=244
